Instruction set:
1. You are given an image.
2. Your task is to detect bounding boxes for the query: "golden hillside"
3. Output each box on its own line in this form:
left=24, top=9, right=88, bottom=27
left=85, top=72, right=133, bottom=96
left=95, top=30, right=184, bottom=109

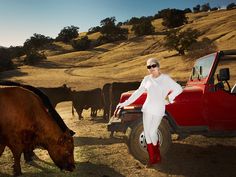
left=1, top=9, right=236, bottom=90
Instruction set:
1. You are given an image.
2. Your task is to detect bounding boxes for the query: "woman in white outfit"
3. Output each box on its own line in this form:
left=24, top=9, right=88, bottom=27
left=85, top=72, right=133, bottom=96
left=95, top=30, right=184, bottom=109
left=116, top=58, right=183, bottom=167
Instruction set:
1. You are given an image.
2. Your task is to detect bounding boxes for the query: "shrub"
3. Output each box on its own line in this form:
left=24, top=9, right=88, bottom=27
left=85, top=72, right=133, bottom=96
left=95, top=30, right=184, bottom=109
left=227, top=3, right=236, bottom=10
left=0, top=48, right=14, bottom=71
left=163, top=28, right=201, bottom=55
left=201, top=3, right=211, bottom=12
left=71, top=36, right=91, bottom=51
left=193, top=4, right=201, bottom=13
left=211, top=7, right=219, bottom=11
left=24, top=51, right=46, bottom=65
left=161, top=9, right=188, bottom=28
left=56, top=25, right=79, bottom=43
left=87, top=26, right=101, bottom=35
left=184, top=8, right=192, bottom=13
left=23, top=33, right=53, bottom=52
left=131, top=18, right=155, bottom=36
left=99, top=17, right=128, bottom=43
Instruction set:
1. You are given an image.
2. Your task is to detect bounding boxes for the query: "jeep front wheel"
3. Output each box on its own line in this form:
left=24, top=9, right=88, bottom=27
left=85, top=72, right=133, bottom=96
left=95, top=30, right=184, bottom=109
left=127, top=119, right=172, bottom=163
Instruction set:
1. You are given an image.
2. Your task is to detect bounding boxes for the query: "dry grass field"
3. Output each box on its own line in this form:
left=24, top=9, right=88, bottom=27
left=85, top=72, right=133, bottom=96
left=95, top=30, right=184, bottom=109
left=0, top=9, right=236, bottom=177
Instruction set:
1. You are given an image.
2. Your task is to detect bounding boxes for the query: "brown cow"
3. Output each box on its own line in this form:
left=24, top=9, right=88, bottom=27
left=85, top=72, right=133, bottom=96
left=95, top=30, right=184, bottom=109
left=0, top=86, right=75, bottom=176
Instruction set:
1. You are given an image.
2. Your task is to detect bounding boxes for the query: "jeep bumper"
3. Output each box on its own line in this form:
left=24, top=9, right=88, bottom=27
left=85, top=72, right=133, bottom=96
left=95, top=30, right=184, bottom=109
left=107, top=108, right=142, bottom=133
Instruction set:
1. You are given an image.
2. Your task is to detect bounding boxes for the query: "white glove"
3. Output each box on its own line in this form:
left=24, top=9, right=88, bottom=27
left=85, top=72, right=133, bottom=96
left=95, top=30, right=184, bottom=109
left=116, top=103, right=124, bottom=109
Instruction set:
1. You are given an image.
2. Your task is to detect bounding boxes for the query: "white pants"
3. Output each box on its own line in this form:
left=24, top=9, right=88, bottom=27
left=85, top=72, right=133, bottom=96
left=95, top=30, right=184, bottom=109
left=143, top=112, right=162, bottom=146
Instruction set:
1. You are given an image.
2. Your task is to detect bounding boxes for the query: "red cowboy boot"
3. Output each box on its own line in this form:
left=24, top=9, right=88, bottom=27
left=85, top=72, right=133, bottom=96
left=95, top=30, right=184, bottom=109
left=153, top=141, right=161, bottom=163
left=146, top=143, right=155, bottom=167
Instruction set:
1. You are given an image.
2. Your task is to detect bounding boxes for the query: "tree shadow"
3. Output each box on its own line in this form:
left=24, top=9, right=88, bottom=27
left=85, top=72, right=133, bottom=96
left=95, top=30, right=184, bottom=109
left=47, top=43, right=72, bottom=53
left=157, top=143, right=236, bottom=177
left=74, top=161, right=125, bottom=177
left=93, top=48, right=110, bottom=53
left=32, top=60, right=74, bottom=69
left=73, top=136, right=125, bottom=147
left=0, top=69, right=28, bottom=80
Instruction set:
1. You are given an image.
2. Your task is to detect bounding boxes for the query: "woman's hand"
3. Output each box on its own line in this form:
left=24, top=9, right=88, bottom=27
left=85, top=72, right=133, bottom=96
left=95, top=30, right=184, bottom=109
left=165, top=96, right=171, bottom=105
left=116, top=103, right=123, bottom=109
left=114, top=103, right=123, bottom=117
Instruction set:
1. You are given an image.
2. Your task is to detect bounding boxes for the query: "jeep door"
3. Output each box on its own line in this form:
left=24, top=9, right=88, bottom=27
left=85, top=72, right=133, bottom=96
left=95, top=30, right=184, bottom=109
left=206, top=53, right=236, bottom=131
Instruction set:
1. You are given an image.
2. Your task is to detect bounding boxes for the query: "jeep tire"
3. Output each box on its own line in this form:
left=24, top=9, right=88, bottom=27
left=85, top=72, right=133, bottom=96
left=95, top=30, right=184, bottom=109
left=127, top=118, right=172, bottom=163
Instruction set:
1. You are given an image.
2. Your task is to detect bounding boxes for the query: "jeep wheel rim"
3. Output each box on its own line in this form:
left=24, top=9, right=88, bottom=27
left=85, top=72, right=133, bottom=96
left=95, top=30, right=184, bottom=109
left=139, top=129, right=162, bottom=152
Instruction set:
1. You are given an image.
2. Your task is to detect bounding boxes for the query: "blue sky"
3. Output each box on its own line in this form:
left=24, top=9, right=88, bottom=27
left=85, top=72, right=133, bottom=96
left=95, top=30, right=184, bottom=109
left=0, top=0, right=235, bottom=47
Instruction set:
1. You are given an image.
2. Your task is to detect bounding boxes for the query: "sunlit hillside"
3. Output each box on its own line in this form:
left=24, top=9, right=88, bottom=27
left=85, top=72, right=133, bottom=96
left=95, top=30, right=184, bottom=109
left=1, top=9, right=236, bottom=90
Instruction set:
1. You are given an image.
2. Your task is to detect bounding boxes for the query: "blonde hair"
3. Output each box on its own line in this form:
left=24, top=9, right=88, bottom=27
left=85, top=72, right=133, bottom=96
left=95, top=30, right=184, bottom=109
left=146, top=58, right=160, bottom=68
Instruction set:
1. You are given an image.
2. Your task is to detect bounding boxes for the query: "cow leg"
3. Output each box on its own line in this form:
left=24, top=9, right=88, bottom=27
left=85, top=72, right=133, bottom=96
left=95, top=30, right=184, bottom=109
left=91, top=108, right=95, bottom=118
left=0, top=145, right=5, bottom=156
left=95, top=109, right=98, bottom=117
left=73, top=106, right=82, bottom=119
left=103, top=108, right=109, bottom=120
left=23, top=149, right=35, bottom=163
left=11, top=148, right=22, bottom=176
left=78, top=108, right=84, bottom=120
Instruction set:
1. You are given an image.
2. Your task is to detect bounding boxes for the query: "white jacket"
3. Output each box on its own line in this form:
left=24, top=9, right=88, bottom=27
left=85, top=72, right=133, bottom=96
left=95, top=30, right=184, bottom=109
left=119, top=74, right=183, bottom=116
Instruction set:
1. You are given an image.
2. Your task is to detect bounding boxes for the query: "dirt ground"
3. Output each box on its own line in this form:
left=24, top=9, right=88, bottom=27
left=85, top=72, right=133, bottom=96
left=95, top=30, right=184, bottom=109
left=1, top=102, right=236, bottom=177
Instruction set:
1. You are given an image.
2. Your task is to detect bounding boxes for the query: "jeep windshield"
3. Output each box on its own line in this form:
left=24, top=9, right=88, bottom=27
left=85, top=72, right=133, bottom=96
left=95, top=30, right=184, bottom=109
left=191, top=53, right=216, bottom=80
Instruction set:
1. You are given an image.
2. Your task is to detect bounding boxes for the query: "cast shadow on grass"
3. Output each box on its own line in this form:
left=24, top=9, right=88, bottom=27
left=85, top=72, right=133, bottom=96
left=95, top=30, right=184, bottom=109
left=157, top=143, right=236, bottom=177
left=73, top=136, right=125, bottom=147
left=0, top=69, right=28, bottom=80
left=89, top=116, right=109, bottom=123
left=0, top=161, right=125, bottom=177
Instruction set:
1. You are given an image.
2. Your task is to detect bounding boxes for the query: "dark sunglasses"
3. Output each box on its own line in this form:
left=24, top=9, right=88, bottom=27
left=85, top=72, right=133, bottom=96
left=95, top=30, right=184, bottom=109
left=147, top=64, right=157, bottom=69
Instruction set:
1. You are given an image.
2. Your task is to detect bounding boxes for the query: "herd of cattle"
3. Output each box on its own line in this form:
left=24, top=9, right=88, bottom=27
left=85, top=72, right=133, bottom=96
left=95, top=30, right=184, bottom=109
left=0, top=80, right=186, bottom=176
left=39, top=81, right=141, bottom=120
left=38, top=80, right=185, bottom=120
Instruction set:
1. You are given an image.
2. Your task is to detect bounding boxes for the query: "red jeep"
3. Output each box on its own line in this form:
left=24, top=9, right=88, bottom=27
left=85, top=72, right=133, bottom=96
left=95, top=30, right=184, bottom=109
left=107, top=50, right=236, bottom=163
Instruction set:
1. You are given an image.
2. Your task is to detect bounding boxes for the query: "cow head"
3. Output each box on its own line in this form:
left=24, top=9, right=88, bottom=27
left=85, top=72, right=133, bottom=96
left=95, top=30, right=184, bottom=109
left=62, top=84, right=73, bottom=100
left=48, top=133, right=75, bottom=171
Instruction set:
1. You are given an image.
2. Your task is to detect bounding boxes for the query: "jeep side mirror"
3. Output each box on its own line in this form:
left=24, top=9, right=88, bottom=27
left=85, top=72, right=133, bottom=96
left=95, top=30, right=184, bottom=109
left=219, top=68, right=230, bottom=81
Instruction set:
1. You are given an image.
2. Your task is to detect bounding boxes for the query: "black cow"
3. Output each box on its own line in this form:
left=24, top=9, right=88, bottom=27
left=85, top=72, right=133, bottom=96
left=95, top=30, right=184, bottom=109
left=72, top=88, right=103, bottom=119
left=109, top=81, right=141, bottom=119
left=102, top=83, right=111, bottom=120
left=38, top=84, right=72, bottom=108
